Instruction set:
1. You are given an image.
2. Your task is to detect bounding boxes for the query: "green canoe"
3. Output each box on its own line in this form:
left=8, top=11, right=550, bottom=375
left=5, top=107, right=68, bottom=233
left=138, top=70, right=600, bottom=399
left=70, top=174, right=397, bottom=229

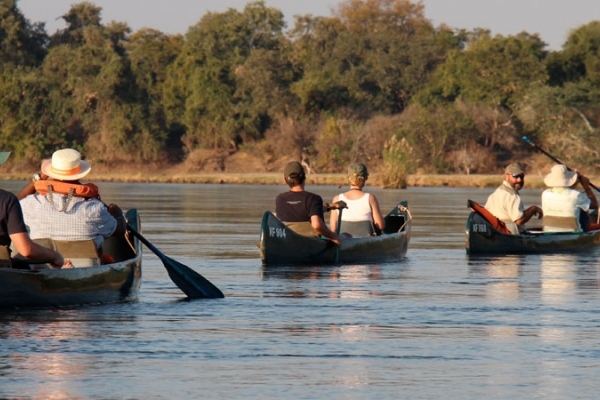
left=260, top=201, right=411, bottom=265
left=0, top=208, right=142, bottom=309
left=466, top=200, right=600, bottom=255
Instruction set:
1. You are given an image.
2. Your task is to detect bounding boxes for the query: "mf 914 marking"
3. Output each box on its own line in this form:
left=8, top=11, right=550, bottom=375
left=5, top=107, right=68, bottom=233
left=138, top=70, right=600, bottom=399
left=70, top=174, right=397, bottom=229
left=269, top=227, right=287, bottom=238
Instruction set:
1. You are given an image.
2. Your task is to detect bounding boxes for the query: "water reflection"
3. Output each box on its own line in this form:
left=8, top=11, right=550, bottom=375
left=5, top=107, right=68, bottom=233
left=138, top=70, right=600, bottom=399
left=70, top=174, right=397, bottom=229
left=261, top=264, right=381, bottom=281
left=261, top=264, right=383, bottom=299
left=467, top=255, right=524, bottom=301
left=0, top=308, right=139, bottom=395
left=539, top=253, right=600, bottom=301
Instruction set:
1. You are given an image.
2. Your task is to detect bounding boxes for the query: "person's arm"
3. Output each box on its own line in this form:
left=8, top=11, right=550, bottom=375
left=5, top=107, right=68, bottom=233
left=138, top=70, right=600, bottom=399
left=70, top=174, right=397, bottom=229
left=10, top=232, right=70, bottom=268
left=369, top=194, right=385, bottom=234
left=107, top=203, right=127, bottom=236
left=17, top=172, right=48, bottom=200
left=578, top=173, right=598, bottom=209
left=515, top=205, right=543, bottom=226
left=311, top=215, right=341, bottom=246
left=329, top=194, right=340, bottom=233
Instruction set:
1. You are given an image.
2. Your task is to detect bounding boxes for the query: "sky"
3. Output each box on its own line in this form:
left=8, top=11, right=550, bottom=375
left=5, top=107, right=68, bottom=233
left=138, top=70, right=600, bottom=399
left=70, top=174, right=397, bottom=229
left=17, top=0, right=600, bottom=51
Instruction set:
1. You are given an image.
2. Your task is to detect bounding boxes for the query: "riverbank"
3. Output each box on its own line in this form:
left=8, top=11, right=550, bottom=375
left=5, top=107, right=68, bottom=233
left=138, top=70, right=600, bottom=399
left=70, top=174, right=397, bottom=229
left=0, top=171, right=557, bottom=189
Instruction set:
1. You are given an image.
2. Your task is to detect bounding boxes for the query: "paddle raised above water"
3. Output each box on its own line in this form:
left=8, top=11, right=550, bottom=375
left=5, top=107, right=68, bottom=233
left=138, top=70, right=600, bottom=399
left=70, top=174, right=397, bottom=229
left=522, top=136, right=600, bottom=192
left=127, top=224, right=224, bottom=299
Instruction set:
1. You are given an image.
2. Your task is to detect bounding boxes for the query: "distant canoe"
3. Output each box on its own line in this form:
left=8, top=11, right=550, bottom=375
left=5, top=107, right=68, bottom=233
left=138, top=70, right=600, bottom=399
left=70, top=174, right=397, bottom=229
left=466, top=200, right=600, bottom=255
left=0, top=209, right=142, bottom=309
left=260, top=202, right=411, bottom=265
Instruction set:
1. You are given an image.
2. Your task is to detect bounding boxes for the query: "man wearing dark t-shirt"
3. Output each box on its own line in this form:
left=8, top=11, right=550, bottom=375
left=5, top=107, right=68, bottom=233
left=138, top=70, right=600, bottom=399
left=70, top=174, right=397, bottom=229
left=0, top=152, right=69, bottom=268
left=275, top=161, right=341, bottom=246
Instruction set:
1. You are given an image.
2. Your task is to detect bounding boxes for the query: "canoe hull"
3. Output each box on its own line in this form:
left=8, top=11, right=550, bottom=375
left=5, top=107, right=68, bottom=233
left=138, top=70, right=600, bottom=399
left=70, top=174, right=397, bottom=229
left=260, top=202, right=411, bottom=265
left=466, top=212, right=600, bottom=255
left=0, top=209, right=142, bottom=309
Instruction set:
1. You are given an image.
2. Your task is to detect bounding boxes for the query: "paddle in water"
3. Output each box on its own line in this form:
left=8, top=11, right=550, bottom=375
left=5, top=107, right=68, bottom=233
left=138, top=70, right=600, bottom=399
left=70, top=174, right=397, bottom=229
left=522, top=136, right=600, bottom=192
left=127, top=225, right=225, bottom=299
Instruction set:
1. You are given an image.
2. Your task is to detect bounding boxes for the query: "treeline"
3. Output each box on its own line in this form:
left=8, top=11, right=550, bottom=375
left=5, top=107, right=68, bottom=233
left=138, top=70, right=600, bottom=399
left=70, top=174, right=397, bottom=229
left=1, top=0, right=600, bottom=186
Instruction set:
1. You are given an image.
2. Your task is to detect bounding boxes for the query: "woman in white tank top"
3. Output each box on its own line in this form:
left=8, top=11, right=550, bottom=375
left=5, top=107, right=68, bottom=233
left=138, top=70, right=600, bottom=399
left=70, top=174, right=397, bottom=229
left=329, top=163, right=385, bottom=237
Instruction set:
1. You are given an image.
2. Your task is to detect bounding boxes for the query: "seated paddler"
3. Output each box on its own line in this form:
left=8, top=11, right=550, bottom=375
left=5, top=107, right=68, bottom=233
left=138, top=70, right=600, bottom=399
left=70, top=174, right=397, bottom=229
left=329, top=162, right=384, bottom=237
left=0, top=151, right=71, bottom=269
left=18, top=148, right=127, bottom=258
left=275, top=161, right=341, bottom=246
left=541, top=164, right=598, bottom=232
left=485, top=163, right=542, bottom=234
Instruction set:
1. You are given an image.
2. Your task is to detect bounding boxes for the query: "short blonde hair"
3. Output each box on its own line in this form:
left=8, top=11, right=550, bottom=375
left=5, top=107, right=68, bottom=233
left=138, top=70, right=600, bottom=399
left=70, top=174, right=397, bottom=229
left=349, top=175, right=366, bottom=187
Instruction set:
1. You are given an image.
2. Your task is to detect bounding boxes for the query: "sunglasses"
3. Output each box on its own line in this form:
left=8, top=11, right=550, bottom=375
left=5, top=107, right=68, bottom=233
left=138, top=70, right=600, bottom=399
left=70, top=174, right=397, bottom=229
left=511, top=173, right=525, bottom=179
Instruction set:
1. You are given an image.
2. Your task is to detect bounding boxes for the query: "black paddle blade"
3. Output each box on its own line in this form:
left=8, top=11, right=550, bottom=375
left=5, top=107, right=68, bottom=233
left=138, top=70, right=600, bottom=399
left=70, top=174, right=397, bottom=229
left=127, top=225, right=224, bottom=299
left=160, top=254, right=225, bottom=299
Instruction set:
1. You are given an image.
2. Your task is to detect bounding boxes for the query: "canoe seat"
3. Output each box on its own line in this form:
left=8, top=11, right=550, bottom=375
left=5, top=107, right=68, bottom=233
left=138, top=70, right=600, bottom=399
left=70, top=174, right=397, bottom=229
left=0, top=245, right=11, bottom=268
left=543, top=215, right=580, bottom=232
left=34, top=238, right=101, bottom=268
left=340, top=221, right=375, bottom=237
left=283, top=221, right=319, bottom=237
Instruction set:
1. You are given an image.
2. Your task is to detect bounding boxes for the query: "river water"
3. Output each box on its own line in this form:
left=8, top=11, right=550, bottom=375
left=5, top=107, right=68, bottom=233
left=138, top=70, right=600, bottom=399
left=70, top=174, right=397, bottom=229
left=1, top=181, right=599, bottom=399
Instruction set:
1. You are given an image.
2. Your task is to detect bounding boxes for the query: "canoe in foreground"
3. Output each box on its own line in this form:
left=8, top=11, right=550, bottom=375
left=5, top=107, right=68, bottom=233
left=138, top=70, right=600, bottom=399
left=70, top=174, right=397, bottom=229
left=466, top=201, right=600, bottom=255
left=0, top=209, right=142, bottom=309
left=260, top=201, right=411, bottom=265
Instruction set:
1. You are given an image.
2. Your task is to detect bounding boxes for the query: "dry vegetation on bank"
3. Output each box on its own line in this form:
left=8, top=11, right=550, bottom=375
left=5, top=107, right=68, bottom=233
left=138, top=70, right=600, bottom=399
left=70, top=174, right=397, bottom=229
left=0, top=170, right=557, bottom=189
left=0, top=151, right=588, bottom=189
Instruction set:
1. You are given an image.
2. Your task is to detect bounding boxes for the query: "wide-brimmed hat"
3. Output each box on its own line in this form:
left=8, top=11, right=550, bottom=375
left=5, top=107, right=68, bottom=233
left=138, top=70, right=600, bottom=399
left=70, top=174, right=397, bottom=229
left=543, top=164, right=577, bottom=188
left=0, top=152, right=11, bottom=167
left=41, top=148, right=91, bottom=181
left=283, top=161, right=305, bottom=179
left=348, top=162, right=369, bottom=178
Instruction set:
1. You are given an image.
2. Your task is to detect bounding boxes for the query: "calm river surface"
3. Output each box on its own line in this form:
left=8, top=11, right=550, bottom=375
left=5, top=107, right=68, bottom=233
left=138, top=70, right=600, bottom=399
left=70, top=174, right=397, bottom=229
left=1, top=181, right=600, bottom=399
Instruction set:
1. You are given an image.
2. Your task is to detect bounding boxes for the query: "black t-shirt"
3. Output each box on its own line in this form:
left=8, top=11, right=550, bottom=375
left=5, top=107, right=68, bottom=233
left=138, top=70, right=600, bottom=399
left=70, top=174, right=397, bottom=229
left=275, top=191, right=325, bottom=222
left=0, top=189, right=28, bottom=246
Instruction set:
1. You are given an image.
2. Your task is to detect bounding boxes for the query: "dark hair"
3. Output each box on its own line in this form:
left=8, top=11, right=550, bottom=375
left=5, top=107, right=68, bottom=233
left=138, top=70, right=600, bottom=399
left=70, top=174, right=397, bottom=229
left=285, top=173, right=305, bottom=187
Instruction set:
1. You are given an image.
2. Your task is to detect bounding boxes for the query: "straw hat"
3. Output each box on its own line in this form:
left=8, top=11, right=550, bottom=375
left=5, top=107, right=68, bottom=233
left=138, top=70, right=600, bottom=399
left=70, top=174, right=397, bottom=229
left=41, top=148, right=91, bottom=181
left=543, top=164, right=577, bottom=188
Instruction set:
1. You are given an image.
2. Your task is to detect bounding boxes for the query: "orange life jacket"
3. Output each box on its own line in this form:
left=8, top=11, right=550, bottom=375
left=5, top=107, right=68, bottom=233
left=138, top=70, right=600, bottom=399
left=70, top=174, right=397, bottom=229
left=468, top=199, right=512, bottom=234
left=34, top=181, right=101, bottom=199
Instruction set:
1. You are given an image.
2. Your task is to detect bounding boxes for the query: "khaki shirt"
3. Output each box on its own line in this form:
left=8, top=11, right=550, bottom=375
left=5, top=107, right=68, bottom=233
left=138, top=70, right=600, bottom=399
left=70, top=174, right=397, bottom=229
left=484, top=181, right=524, bottom=235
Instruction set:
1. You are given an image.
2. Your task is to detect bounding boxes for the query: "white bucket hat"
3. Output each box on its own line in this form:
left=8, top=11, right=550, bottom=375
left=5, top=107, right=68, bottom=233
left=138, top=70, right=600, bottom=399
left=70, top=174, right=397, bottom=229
left=40, top=148, right=92, bottom=181
left=543, top=164, right=577, bottom=188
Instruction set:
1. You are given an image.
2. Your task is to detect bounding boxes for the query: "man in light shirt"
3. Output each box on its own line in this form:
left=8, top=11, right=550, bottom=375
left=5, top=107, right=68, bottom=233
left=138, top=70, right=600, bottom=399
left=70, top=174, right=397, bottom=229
left=485, top=163, right=543, bottom=234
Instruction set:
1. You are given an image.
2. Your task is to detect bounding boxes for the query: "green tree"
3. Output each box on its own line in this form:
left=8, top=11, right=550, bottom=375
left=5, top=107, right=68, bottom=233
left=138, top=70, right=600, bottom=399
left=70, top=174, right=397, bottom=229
left=41, top=3, right=162, bottom=163
left=290, top=0, right=458, bottom=116
left=127, top=28, right=184, bottom=160
left=516, top=22, right=600, bottom=170
left=0, top=0, right=47, bottom=68
left=0, top=0, right=50, bottom=161
left=424, top=32, right=548, bottom=109
left=394, top=103, right=475, bottom=172
left=164, top=1, right=288, bottom=151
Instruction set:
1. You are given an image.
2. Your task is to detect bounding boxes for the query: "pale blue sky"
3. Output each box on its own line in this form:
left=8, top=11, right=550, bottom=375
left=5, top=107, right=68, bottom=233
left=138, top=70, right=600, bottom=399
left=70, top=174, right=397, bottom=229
left=18, top=0, right=600, bottom=50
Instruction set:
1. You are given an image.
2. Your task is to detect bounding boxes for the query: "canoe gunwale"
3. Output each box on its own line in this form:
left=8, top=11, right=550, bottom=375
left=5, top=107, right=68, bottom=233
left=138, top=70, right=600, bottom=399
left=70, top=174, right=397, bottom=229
left=466, top=211, right=600, bottom=255
left=260, top=201, right=411, bottom=266
left=0, top=209, right=143, bottom=309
